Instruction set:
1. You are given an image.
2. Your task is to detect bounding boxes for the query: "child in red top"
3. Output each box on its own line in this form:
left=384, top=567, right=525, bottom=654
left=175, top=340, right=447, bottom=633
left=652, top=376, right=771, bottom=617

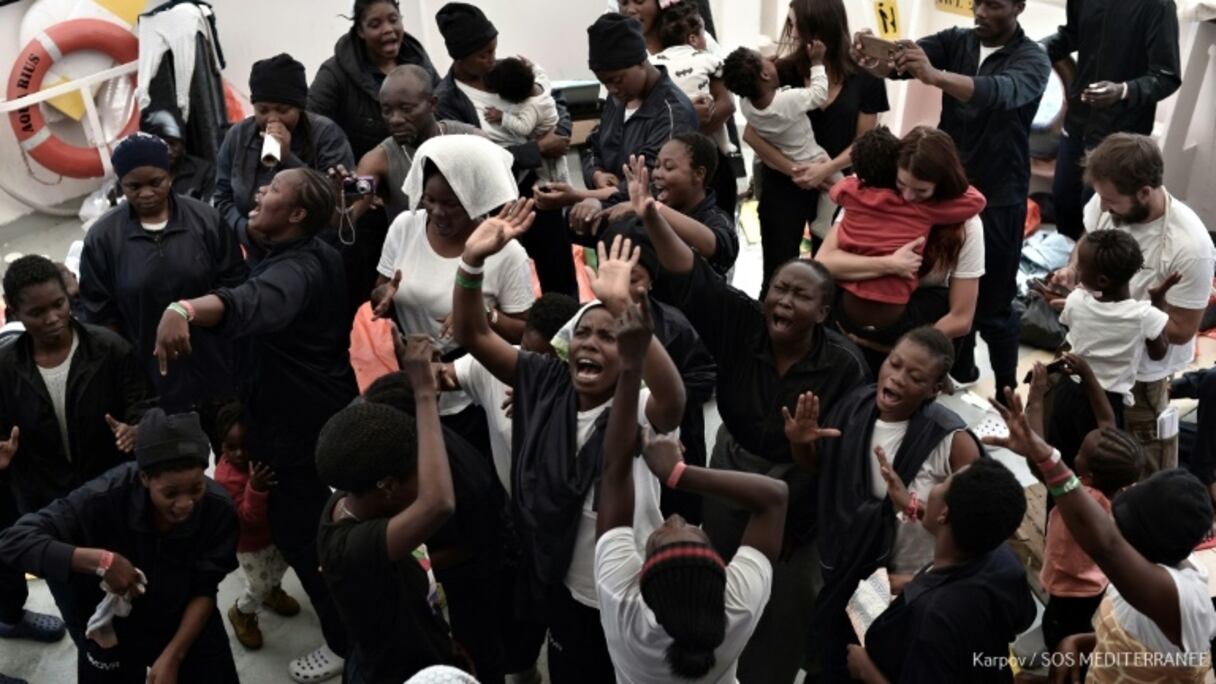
left=830, top=127, right=987, bottom=305
left=212, top=402, right=301, bottom=649
left=1025, top=356, right=1142, bottom=653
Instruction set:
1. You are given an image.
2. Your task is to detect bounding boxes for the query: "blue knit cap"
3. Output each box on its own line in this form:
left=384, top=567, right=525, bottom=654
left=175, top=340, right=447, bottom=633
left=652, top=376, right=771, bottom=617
left=111, top=132, right=171, bottom=179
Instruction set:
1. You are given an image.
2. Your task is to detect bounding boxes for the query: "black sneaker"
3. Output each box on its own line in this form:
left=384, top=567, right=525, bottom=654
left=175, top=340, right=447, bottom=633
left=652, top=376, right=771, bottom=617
left=0, top=610, right=66, bottom=643
left=950, top=365, right=980, bottom=387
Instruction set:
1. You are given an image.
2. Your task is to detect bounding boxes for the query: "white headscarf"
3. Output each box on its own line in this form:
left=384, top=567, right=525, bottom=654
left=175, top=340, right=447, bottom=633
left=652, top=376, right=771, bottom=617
left=402, top=134, right=518, bottom=219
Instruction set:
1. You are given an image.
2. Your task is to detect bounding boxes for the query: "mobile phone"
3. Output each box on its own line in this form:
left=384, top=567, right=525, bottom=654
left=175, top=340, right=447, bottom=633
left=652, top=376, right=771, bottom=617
left=859, top=34, right=899, bottom=62
left=1022, top=359, right=1068, bottom=384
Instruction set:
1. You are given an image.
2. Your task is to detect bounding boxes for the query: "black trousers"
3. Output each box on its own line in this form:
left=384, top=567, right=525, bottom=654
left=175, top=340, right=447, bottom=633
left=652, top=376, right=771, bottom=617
left=437, top=563, right=506, bottom=684
left=955, top=203, right=1027, bottom=395
left=1047, top=378, right=1126, bottom=470
left=546, top=586, right=615, bottom=684
left=518, top=177, right=578, bottom=297
left=1051, top=132, right=1095, bottom=242
left=0, top=483, right=26, bottom=626
left=268, top=465, right=348, bottom=656
left=757, top=165, right=818, bottom=295
left=79, top=609, right=237, bottom=684
left=836, top=286, right=953, bottom=378
left=1042, top=593, right=1104, bottom=653
left=710, top=150, right=738, bottom=220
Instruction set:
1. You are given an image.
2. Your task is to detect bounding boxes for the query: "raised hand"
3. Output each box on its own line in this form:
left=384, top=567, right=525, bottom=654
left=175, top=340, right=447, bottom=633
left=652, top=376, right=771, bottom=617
left=1027, top=361, right=1050, bottom=406
left=248, top=462, right=278, bottom=492
left=1149, top=271, right=1182, bottom=311
left=616, top=298, right=654, bottom=369
left=0, top=427, right=18, bottom=470
left=622, top=155, right=658, bottom=219
left=371, top=269, right=403, bottom=320
left=104, top=414, right=137, bottom=453
left=1058, top=352, right=1095, bottom=383
left=588, top=235, right=641, bottom=314
left=982, top=387, right=1055, bottom=464
left=153, top=310, right=192, bottom=377
left=781, top=392, right=841, bottom=445
left=401, top=334, right=439, bottom=395
left=642, top=429, right=684, bottom=484
left=874, top=446, right=912, bottom=512
left=463, top=199, right=537, bottom=265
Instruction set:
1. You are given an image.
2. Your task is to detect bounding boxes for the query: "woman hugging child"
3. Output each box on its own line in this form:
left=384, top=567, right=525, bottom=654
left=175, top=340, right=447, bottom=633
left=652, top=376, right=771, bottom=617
left=484, top=56, right=570, bottom=184
left=830, top=126, right=986, bottom=328
left=212, top=402, right=301, bottom=649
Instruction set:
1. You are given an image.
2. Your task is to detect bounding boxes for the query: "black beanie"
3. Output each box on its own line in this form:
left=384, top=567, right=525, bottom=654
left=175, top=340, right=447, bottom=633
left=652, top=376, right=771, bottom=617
left=316, top=403, right=417, bottom=494
left=111, top=132, right=171, bottom=180
left=435, top=3, right=498, bottom=60
left=588, top=13, right=648, bottom=72
left=1113, top=469, right=1213, bottom=566
left=636, top=242, right=661, bottom=281
left=640, top=542, right=727, bottom=677
left=135, top=409, right=210, bottom=471
left=249, top=53, right=308, bottom=108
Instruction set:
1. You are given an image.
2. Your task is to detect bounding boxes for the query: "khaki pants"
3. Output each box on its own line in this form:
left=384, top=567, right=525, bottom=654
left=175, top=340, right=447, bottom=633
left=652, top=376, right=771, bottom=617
left=1124, top=378, right=1178, bottom=474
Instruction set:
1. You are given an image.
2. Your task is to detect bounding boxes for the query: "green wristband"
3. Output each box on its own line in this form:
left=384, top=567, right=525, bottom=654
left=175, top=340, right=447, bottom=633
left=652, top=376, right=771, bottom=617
left=1048, top=475, right=1082, bottom=498
left=167, top=302, right=190, bottom=321
left=455, top=273, right=483, bottom=290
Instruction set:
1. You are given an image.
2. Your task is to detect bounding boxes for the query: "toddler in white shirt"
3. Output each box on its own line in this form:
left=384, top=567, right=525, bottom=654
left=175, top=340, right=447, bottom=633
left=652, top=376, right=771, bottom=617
left=484, top=57, right=569, bottom=183
left=651, top=3, right=735, bottom=155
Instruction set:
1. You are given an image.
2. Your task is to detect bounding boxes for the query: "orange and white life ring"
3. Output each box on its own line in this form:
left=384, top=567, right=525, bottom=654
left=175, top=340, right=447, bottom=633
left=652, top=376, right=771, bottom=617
left=6, top=19, right=139, bottom=179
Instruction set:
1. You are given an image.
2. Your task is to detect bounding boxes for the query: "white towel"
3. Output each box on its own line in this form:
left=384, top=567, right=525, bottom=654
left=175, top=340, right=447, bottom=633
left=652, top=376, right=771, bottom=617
left=402, top=135, right=519, bottom=220
left=86, top=569, right=147, bottom=648
left=135, top=4, right=219, bottom=121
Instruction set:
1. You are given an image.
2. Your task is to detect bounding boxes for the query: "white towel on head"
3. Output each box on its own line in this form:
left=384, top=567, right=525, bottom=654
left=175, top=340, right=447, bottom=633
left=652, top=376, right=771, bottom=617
left=402, top=135, right=519, bottom=220
left=86, top=568, right=147, bottom=648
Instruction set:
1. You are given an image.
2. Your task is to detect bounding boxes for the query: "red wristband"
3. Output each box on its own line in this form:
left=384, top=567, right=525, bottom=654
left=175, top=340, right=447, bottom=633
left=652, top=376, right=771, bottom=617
left=904, top=491, right=920, bottom=522
left=96, top=550, right=114, bottom=578
left=666, top=461, right=687, bottom=489
left=178, top=299, right=196, bottom=322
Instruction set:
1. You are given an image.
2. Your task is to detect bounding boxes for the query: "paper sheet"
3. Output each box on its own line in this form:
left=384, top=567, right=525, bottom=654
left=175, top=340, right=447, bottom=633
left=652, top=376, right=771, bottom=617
left=846, top=567, right=892, bottom=646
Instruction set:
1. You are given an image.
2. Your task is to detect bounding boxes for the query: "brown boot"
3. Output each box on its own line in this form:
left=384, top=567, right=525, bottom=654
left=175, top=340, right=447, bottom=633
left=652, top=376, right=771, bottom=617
left=227, top=602, right=263, bottom=650
left=262, top=586, right=301, bottom=617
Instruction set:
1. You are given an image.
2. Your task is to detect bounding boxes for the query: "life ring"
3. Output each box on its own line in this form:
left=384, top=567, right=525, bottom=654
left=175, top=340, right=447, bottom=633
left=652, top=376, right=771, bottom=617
left=6, top=19, right=140, bottom=179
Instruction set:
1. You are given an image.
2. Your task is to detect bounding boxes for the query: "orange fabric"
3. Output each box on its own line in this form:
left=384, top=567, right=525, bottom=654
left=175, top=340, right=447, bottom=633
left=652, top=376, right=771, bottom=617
left=349, top=302, right=398, bottom=393
left=528, top=246, right=597, bottom=304
left=1040, top=486, right=1110, bottom=597
left=1024, top=198, right=1042, bottom=237
left=223, top=81, right=247, bottom=124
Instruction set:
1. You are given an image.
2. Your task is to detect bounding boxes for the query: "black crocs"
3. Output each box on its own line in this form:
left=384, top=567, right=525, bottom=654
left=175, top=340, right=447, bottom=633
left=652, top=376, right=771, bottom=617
left=0, top=610, right=66, bottom=643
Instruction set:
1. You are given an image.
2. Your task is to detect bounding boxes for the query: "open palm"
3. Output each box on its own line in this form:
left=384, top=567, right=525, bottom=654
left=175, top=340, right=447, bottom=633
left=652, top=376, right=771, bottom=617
left=464, top=199, right=536, bottom=263
left=782, top=392, right=841, bottom=445
left=622, top=155, right=656, bottom=218
left=589, top=235, right=640, bottom=313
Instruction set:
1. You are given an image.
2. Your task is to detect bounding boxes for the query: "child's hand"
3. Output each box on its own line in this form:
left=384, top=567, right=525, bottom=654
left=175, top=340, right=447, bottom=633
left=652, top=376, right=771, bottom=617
left=807, top=39, right=827, bottom=64
left=1149, top=271, right=1182, bottom=311
left=484, top=106, right=503, bottom=124
left=781, top=392, right=841, bottom=446
left=249, top=462, right=278, bottom=492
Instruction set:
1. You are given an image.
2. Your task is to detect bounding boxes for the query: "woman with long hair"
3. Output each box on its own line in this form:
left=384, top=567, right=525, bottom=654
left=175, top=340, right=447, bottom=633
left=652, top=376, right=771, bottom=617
left=818, top=127, right=984, bottom=374
left=747, top=0, right=890, bottom=254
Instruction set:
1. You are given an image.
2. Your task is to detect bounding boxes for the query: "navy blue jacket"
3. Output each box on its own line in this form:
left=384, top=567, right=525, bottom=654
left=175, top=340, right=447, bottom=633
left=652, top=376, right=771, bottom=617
left=914, top=26, right=1051, bottom=208
left=213, top=235, right=358, bottom=472
left=583, top=66, right=699, bottom=206
left=1042, top=0, right=1181, bottom=145
left=434, top=69, right=573, bottom=172
left=80, top=195, right=246, bottom=411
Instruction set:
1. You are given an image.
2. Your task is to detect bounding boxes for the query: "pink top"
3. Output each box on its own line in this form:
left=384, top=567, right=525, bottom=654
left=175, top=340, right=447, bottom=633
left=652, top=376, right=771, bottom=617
left=830, top=177, right=987, bottom=304
left=214, top=457, right=273, bottom=553
left=1040, top=485, right=1111, bottom=597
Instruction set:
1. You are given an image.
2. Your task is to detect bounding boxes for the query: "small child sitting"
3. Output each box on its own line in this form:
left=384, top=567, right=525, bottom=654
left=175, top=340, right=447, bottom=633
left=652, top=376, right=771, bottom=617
left=1050, top=229, right=1172, bottom=466
left=484, top=57, right=570, bottom=184
left=651, top=2, right=735, bottom=155
left=830, top=126, right=986, bottom=307
left=1026, top=355, right=1143, bottom=654
left=212, top=402, right=300, bottom=649
left=723, top=42, right=837, bottom=183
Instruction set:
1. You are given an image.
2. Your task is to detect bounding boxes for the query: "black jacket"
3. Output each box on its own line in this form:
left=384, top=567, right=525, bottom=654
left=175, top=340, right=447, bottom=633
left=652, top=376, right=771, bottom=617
left=651, top=298, right=715, bottom=471
left=0, top=321, right=155, bottom=513
left=79, top=195, right=246, bottom=411
left=213, top=235, right=358, bottom=472
left=308, top=31, right=440, bottom=160
left=434, top=68, right=573, bottom=172
left=0, top=462, right=237, bottom=638
left=1042, top=0, right=1181, bottom=145
left=583, top=66, right=699, bottom=206
left=915, top=26, right=1051, bottom=207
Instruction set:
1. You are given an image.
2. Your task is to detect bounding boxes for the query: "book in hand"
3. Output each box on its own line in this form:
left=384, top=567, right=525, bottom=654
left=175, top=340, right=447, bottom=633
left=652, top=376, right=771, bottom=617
left=846, top=567, right=893, bottom=646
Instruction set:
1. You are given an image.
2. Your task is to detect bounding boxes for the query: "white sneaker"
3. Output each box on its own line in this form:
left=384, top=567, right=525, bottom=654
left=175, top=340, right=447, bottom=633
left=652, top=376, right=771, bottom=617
left=288, top=644, right=344, bottom=683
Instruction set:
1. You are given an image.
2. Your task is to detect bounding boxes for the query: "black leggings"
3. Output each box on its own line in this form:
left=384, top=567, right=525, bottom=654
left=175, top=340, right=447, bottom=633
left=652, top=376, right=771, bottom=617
left=757, top=165, right=818, bottom=295
left=546, top=586, right=615, bottom=684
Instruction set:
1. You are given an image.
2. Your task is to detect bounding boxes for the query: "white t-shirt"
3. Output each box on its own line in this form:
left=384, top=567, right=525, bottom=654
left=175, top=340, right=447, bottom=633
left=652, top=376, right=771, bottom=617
left=37, top=333, right=79, bottom=460
left=566, top=388, right=666, bottom=608
left=652, top=44, right=722, bottom=100
left=453, top=353, right=513, bottom=494
left=453, top=79, right=512, bottom=132
left=739, top=66, right=830, bottom=164
left=487, top=64, right=559, bottom=144
left=867, top=420, right=959, bottom=574
left=1060, top=288, right=1170, bottom=405
left=1109, top=555, right=1216, bottom=656
left=1084, top=192, right=1216, bottom=382
left=920, top=216, right=986, bottom=287
left=977, top=44, right=1003, bottom=72
left=595, top=527, right=772, bottom=684
left=141, top=220, right=168, bottom=232
left=377, top=210, right=535, bottom=415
